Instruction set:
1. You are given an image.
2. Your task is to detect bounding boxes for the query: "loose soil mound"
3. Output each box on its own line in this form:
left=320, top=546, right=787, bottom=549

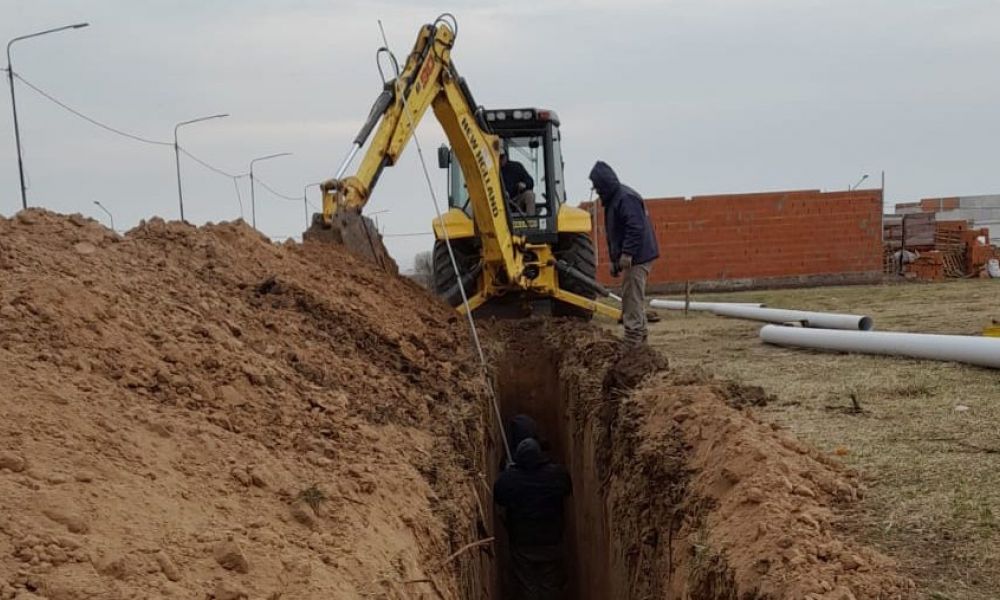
left=0, top=210, right=487, bottom=599
left=1, top=209, right=917, bottom=600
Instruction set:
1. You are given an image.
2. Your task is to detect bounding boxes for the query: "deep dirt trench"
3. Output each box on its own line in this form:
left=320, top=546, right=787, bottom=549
left=477, top=321, right=680, bottom=599
left=463, top=320, right=916, bottom=600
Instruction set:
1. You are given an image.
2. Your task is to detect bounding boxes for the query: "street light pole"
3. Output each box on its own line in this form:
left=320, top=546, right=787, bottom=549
left=249, top=152, right=292, bottom=230
left=850, top=174, right=869, bottom=191
left=367, top=209, right=389, bottom=234
left=303, top=181, right=321, bottom=228
left=6, top=22, right=89, bottom=209
left=174, top=113, right=228, bottom=221
left=93, top=200, right=114, bottom=232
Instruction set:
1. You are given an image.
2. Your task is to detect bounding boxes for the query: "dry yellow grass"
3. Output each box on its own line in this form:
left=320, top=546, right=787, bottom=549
left=645, top=279, right=1000, bottom=600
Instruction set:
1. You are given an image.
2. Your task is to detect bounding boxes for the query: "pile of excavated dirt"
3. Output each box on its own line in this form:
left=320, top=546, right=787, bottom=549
left=0, top=210, right=489, bottom=599
left=1, top=209, right=917, bottom=600
left=485, top=321, right=917, bottom=600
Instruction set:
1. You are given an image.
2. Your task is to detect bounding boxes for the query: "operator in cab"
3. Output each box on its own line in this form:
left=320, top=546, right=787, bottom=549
left=500, top=151, right=537, bottom=216
left=589, top=161, right=660, bottom=348
left=494, top=437, right=572, bottom=600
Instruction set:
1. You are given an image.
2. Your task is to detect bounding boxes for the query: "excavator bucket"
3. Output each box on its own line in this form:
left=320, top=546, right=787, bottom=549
left=303, top=211, right=398, bottom=275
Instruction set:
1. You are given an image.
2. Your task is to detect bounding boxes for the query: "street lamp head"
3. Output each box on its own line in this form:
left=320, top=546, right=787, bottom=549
left=8, top=22, right=91, bottom=210
left=176, top=113, right=229, bottom=131
left=250, top=152, right=293, bottom=167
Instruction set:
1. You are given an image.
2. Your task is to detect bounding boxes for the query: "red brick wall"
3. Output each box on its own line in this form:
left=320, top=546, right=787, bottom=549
left=587, top=189, right=883, bottom=288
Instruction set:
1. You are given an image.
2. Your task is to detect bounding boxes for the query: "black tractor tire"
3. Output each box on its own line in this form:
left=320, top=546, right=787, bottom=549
left=553, top=233, right=598, bottom=320
left=432, top=238, right=480, bottom=305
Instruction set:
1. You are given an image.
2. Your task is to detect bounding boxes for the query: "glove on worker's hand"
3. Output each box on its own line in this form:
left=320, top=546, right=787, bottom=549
left=617, top=254, right=633, bottom=272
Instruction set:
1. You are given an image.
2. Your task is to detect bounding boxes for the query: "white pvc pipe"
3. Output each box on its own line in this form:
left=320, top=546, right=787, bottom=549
left=710, top=304, right=874, bottom=331
left=760, top=325, right=1000, bottom=369
left=649, top=299, right=764, bottom=311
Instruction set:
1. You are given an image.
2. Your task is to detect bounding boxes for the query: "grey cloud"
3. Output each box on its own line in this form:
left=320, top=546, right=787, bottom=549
left=3, top=0, right=999, bottom=270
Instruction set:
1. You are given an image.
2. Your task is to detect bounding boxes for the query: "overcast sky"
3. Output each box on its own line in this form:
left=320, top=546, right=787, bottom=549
left=3, top=0, right=999, bottom=270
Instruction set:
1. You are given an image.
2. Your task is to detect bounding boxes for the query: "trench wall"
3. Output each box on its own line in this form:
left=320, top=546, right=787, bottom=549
left=484, top=322, right=666, bottom=600
left=478, top=321, right=916, bottom=600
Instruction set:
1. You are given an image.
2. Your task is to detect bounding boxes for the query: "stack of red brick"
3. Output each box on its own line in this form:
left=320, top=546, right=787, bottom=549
left=907, top=251, right=946, bottom=281
left=895, top=198, right=962, bottom=214
left=884, top=215, right=997, bottom=280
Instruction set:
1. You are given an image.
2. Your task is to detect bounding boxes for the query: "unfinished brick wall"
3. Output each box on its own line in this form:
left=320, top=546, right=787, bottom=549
left=588, top=189, right=883, bottom=291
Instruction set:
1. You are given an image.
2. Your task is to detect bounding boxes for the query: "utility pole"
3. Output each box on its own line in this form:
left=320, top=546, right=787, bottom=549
left=303, top=181, right=321, bottom=228
left=6, top=22, right=89, bottom=209
left=249, top=153, right=292, bottom=230
left=93, top=200, right=114, bottom=231
left=174, top=113, right=228, bottom=221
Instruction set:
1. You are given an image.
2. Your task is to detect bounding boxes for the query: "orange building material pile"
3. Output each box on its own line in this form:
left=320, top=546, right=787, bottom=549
left=884, top=214, right=998, bottom=280
left=906, top=250, right=945, bottom=280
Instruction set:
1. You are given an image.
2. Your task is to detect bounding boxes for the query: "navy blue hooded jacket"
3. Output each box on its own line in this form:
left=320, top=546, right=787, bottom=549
left=589, top=161, right=659, bottom=266
left=493, top=439, right=572, bottom=546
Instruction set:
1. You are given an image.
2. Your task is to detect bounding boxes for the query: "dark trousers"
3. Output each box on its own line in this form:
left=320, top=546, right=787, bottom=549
left=509, top=543, right=566, bottom=600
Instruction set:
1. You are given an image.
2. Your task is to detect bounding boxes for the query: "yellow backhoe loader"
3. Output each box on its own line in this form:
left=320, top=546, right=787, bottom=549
left=309, top=15, right=620, bottom=321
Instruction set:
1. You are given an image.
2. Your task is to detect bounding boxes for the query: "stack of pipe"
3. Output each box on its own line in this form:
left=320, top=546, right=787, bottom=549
left=759, top=326, right=1000, bottom=369
left=649, top=299, right=763, bottom=312
left=650, top=299, right=872, bottom=331
left=649, top=298, right=1000, bottom=369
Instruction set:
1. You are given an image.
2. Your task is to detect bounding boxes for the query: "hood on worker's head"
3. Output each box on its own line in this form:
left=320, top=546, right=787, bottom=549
left=508, top=414, right=538, bottom=451
left=514, top=438, right=544, bottom=470
left=589, top=161, right=620, bottom=202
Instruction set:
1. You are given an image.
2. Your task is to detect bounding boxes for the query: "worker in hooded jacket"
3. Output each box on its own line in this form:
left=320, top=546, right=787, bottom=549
left=494, top=437, right=572, bottom=600
left=589, top=161, right=660, bottom=347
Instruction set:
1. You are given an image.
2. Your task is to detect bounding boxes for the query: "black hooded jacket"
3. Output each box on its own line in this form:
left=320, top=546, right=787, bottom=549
left=493, top=439, right=572, bottom=546
left=589, top=161, right=659, bottom=266
left=507, top=414, right=539, bottom=454
left=501, top=158, right=534, bottom=198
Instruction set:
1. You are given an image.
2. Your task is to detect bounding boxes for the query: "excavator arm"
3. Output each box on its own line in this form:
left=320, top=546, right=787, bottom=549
left=320, top=20, right=522, bottom=287
left=318, top=17, right=621, bottom=321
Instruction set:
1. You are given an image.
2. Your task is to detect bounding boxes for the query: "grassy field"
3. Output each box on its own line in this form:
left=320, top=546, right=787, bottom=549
left=645, top=279, right=1000, bottom=600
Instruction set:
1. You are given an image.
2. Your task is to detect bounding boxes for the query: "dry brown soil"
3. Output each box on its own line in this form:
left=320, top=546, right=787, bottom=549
left=646, top=281, right=1000, bottom=600
left=0, top=210, right=919, bottom=599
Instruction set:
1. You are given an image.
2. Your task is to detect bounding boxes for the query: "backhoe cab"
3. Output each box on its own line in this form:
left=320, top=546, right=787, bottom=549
left=438, top=109, right=572, bottom=241
left=433, top=108, right=602, bottom=318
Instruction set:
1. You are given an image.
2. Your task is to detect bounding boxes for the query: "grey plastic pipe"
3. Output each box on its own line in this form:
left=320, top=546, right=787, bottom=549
left=710, top=304, right=874, bottom=331
left=649, top=299, right=764, bottom=311
left=760, top=325, right=1000, bottom=369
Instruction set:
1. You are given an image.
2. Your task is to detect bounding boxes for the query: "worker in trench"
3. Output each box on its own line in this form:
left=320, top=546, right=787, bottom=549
left=589, top=160, right=660, bottom=348
left=494, top=417, right=572, bottom=600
